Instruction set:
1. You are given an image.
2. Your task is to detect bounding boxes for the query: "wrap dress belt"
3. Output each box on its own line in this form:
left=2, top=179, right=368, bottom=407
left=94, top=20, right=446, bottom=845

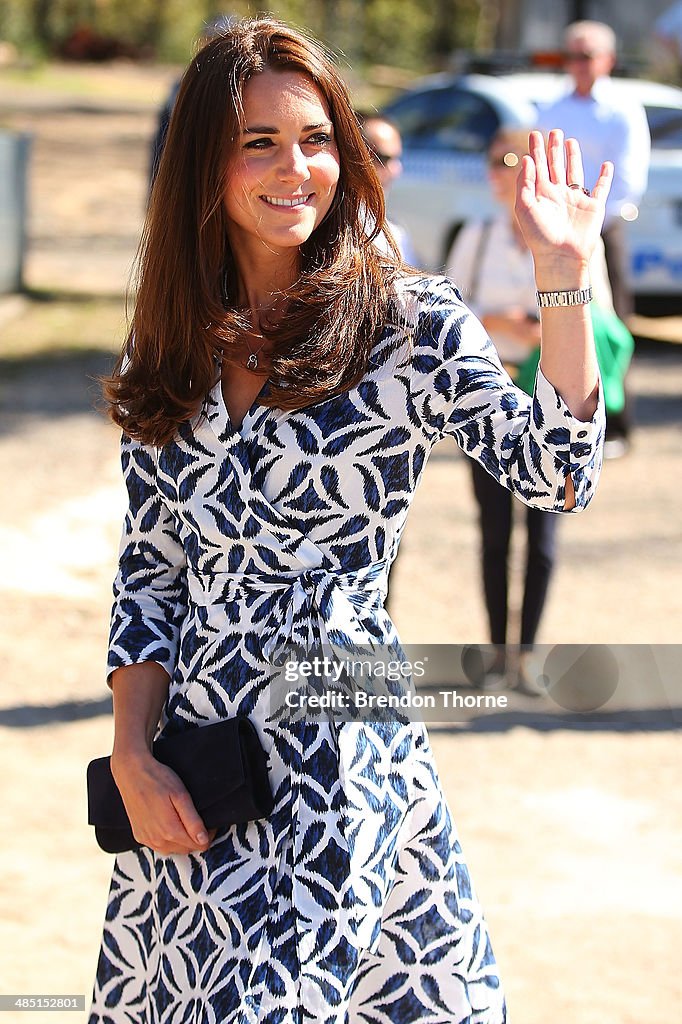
left=185, top=552, right=405, bottom=965
left=186, top=558, right=389, bottom=663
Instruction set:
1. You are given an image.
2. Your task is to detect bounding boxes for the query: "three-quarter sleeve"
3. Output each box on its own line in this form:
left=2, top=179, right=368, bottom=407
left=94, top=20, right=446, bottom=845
left=107, top=433, right=188, bottom=683
left=408, top=276, right=605, bottom=512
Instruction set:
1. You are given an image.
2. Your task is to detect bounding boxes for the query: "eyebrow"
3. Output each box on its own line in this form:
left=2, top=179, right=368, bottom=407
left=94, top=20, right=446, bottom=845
left=243, top=122, right=333, bottom=135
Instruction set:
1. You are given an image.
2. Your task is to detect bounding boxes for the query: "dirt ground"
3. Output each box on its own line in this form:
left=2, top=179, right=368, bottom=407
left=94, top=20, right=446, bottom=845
left=0, top=66, right=680, bottom=1024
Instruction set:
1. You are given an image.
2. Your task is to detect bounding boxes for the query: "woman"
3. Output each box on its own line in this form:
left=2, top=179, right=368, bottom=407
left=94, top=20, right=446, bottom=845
left=90, top=18, right=610, bottom=1024
left=446, top=128, right=613, bottom=694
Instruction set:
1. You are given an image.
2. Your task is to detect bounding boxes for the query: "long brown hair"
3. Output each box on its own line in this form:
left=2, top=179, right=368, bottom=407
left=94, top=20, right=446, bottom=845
left=104, top=17, right=401, bottom=445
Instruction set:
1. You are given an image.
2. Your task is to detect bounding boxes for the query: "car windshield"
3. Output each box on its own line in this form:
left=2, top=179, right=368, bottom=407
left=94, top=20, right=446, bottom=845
left=386, top=87, right=500, bottom=152
left=386, top=80, right=682, bottom=154
left=646, top=106, right=682, bottom=149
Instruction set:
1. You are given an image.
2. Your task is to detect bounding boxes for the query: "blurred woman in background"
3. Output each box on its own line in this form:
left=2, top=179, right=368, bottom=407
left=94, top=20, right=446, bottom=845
left=446, top=127, right=620, bottom=694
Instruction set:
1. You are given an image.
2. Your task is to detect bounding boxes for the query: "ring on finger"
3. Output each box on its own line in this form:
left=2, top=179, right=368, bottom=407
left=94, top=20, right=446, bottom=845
left=568, top=183, right=591, bottom=196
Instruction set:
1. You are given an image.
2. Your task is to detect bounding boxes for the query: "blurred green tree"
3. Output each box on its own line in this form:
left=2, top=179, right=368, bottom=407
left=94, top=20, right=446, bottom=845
left=0, top=0, right=484, bottom=68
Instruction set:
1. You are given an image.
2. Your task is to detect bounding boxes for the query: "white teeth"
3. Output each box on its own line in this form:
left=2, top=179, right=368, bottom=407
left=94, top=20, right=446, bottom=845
left=262, top=195, right=310, bottom=207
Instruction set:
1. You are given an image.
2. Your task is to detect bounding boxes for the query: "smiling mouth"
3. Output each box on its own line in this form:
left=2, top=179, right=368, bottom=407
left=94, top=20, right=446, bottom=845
left=260, top=194, right=313, bottom=208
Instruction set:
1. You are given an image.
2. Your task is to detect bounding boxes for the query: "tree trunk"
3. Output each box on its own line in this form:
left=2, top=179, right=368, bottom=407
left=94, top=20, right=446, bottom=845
left=32, top=0, right=55, bottom=50
left=494, top=0, right=524, bottom=50
left=319, top=0, right=336, bottom=45
left=141, top=0, right=170, bottom=50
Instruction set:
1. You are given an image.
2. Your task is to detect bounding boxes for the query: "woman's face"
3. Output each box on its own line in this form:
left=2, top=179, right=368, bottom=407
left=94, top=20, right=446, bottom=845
left=487, top=140, right=525, bottom=211
left=224, top=68, right=341, bottom=260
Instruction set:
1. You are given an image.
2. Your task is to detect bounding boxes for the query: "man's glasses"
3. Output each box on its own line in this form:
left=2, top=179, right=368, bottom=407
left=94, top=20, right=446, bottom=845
left=369, top=150, right=401, bottom=165
left=488, top=152, right=521, bottom=169
left=564, top=50, right=603, bottom=62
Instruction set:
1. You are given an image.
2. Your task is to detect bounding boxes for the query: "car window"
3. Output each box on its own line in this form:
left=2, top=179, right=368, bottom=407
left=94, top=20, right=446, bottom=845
left=385, top=87, right=500, bottom=153
left=646, top=105, right=682, bottom=149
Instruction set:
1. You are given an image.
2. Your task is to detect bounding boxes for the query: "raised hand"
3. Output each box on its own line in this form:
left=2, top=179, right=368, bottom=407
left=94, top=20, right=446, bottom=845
left=515, top=129, right=613, bottom=266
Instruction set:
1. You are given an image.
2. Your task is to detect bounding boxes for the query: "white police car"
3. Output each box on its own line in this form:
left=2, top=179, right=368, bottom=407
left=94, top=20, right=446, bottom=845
left=383, top=72, right=682, bottom=300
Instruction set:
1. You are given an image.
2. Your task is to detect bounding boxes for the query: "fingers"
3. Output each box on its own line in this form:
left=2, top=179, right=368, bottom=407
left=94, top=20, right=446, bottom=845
left=525, top=131, right=610, bottom=204
left=592, top=161, right=614, bottom=204
left=545, top=129, right=566, bottom=185
left=524, top=129, right=570, bottom=192
left=528, top=129, right=550, bottom=189
left=116, top=755, right=214, bottom=855
left=516, top=152, right=536, bottom=207
left=140, top=775, right=212, bottom=854
left=565, top=137, right=585, bottom=190
left=131, top=792, right=213, bottom=855
left=133, top=794, right=212, bottom=855
left=170, top=788, right=212, bottom=849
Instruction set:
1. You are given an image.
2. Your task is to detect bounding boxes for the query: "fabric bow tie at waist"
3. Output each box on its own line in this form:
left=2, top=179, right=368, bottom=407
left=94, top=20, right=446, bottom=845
left=186, top=560, right=389, bottom=668
left=186, top=558, right=404, bottom=961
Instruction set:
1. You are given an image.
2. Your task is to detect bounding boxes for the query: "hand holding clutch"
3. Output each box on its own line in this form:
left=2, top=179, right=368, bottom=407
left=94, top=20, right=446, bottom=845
left=87, top=716, right=274, bottom=853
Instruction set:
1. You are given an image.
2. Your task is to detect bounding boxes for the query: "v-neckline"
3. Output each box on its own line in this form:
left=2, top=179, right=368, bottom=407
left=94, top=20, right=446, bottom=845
left=206, top=374, right=270, bottom=443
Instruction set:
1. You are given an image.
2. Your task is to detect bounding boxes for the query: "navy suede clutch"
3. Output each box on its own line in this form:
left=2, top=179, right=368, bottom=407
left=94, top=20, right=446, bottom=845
left=87, top=716, right=274, bottom=853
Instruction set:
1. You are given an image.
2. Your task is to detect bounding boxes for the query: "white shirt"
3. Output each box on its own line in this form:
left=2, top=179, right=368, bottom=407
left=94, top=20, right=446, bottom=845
left=536, top=77, right=650, bottom=222
left=373, top=218, right=419, bottom=265
left=445, top=215, right=613, bottom=364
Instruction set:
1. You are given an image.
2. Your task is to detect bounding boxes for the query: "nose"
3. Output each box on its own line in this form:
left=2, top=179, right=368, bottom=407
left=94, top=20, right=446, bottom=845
left=388, top=156, right=402, bottom=181
left=278, top=144, right=310, bottom=183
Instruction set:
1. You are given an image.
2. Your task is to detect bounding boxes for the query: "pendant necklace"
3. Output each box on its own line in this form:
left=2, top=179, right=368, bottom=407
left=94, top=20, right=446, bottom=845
left=221, top=269, right=272, bottom=371
left=244, top=334, right=267, bottom=371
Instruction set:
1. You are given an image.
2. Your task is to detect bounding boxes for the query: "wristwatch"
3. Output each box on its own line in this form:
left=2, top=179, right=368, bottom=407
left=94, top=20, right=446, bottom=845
left=536, top=286, right=593, bottom=308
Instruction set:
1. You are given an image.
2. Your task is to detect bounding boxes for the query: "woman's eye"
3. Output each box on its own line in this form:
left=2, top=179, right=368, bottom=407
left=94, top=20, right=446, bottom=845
left=306, top=133, right=332, bottom=146
left=243, top=133, right=332, bottom=152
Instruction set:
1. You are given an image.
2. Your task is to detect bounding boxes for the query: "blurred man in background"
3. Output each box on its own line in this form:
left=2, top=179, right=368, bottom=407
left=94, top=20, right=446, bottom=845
left=537, top=20, right=649, bottom=454
left=357, top=112, right=419, bottom=264
left=356, top=113, right=420, bottom=615
left=537, top=20, right=650, bottom=322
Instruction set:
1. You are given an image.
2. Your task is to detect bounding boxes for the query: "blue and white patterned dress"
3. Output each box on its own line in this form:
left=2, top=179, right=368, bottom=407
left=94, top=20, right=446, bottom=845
left=90, top=275, right=604, bottom=1024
